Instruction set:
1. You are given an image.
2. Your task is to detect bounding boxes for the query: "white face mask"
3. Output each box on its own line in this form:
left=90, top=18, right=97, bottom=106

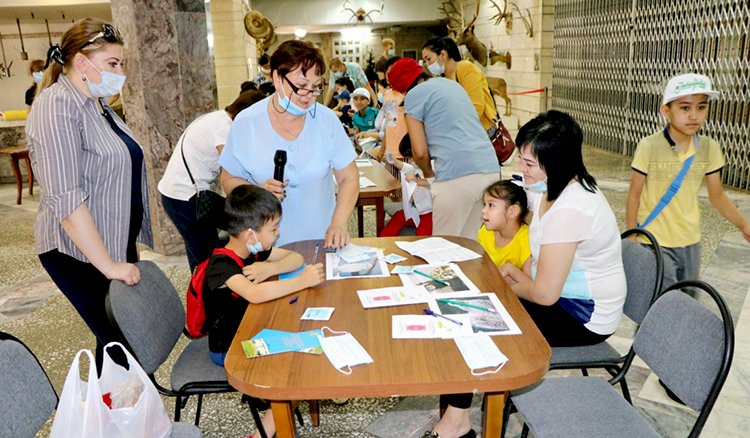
left=246, top=229, right=264, bottom=254
left=524, top=179, right=548, bottom=193
left=317, top=327, right=373, bottom=375
left=33, top=71, right=43, bottom=83
left=454, top=334, right=508, bottom=376
left=427, top=59, right=444, bottom=76
left=83, top=56, right=126, bottom=97
left=387, top=49, right=396, bottom=56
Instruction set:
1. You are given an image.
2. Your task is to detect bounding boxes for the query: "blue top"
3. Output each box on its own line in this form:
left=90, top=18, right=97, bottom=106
left=352, top=107, right=379, bottom=132
left=328, top=62, right=370, bottom=90
left=219, top=96, right=357, bottom=245
left=404, top=78, right=499, bottom=182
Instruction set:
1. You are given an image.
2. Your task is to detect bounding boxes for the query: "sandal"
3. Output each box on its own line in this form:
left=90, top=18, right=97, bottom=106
left=421, top=430, right=476, bottom=438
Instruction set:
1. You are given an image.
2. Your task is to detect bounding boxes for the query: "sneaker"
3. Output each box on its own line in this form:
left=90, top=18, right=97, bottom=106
left=331, top=398, right=349, bottom=405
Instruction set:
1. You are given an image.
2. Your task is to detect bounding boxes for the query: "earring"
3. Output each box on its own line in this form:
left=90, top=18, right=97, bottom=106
left=82, top=73, right=88, bottom=82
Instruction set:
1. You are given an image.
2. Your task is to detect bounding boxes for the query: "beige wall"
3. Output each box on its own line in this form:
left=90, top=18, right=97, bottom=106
left=210, top=0, right=254, bottom=108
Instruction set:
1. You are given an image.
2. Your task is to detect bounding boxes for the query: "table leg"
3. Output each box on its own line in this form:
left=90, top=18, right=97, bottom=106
left=9, top=153, right=22, bottom=205
left=24, top=155, right=33, bottom=196
left=357, top=205, right=364, bottom=237
left=271, top=400, right=296, bottom=438
left=375, top=198, right=385, bottom=236
left=308, top=400, right=320, bottom=427
left=483, top=392, right=507, bottom=437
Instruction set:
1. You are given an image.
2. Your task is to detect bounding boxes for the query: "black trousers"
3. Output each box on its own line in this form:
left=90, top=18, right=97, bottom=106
left=441, top=298, right=610, bottom=410
left=161, top=193, right=219, bottom=271
left=39, top=249, right=129, bottom=372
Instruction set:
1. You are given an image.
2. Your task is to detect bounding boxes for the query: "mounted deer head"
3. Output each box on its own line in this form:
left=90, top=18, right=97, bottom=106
left=439, top=0, right=488, bottom=66
left=488, top=0, right=512, bottom=34
left=489, top=47, right=511, bottom=69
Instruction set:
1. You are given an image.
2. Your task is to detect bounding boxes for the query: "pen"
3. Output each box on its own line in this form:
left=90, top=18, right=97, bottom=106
left=423, top=309, right=463, bottom=326
left=413, top=269, right=449, bottom=286
left=437, top=298, right=494, bottom=312
left=313, top=243, right=320, bottom=263
left=289, top=296, right=299, bottom=304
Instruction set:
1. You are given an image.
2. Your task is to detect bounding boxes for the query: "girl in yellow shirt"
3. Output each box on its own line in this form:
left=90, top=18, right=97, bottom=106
left=478, top=180, right=532, bottom=277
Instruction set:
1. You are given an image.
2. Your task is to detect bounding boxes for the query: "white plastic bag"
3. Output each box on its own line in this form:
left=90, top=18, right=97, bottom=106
left=50, top=342, right=172, bottom=438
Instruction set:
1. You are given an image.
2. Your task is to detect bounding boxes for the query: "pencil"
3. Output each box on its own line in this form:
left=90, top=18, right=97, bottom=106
left=437, top=298, right=494, bottom=312
left=413, top=269, right=449, bottom=286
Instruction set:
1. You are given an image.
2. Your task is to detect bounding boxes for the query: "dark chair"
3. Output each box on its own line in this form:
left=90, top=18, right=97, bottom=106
left=106, top=260, right=267, bottom=436
left=509, top=280, right=735, bottom=438
left=547, top=228, right=664, bottom=400
left=0, top=331, right=201, bottom=438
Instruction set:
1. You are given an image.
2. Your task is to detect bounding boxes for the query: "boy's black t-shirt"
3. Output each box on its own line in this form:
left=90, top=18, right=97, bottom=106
left=204, top=248, right=272, bottom=353
left=339, top=104, right=353, bottom=127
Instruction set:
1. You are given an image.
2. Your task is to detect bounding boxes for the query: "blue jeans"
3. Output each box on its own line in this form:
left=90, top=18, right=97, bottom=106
left=161, top=194, right=219, bottom=271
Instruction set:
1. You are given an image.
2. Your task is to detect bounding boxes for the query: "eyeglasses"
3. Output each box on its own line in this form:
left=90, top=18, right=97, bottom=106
left=80, top=24, right=121, bottom=50
left=283, top=75, right=323, bottom=96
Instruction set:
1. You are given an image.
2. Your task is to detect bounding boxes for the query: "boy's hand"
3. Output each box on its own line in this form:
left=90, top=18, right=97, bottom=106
left=300, top=263, right=325, bottom=288
left=243, top=262, right=274, bottom=284
left=741, top=223, right=750, bottom=243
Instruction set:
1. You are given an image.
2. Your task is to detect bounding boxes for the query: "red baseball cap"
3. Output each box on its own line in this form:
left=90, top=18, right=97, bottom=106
left=387, top=58, right=424, bottom=94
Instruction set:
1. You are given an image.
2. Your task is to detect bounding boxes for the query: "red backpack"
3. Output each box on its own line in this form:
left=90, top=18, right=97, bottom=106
left=185, top=248, right=243, bottom=338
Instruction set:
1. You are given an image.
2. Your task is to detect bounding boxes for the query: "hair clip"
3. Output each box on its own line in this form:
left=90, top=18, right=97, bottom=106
left=44, top=44, right=65, bottom=69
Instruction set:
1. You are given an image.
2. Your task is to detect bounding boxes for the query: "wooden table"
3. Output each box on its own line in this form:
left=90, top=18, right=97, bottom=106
left=355, top=159, right=400, bottom=237
left=225, top=236, right=550, bottom=437
left=0, top=146, right=33, bottom=205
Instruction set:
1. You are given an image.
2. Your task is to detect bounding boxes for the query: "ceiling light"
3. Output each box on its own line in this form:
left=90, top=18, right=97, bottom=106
left=294, top=28, right=307, bottom=39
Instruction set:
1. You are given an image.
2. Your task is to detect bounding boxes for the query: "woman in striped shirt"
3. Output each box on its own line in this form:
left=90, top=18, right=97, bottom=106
left=26, top=18, right=151, bottom=371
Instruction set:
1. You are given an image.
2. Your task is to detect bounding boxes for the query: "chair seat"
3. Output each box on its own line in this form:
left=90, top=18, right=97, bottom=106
left=550, top=341, right=621, bottom=368
left=170, top=421, right=203, bottom=437
left=512, top=377, right=659, bottom=438
left=171, top=337, right=231, bottom=392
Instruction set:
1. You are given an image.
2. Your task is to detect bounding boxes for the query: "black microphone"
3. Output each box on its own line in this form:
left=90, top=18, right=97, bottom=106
left=274, top=150, right=287, bottom=182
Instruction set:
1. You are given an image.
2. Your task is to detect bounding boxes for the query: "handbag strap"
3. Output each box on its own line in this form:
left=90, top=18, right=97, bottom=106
left=179, top=114, right=210, bottom=193
left=638, top=143, right=697, bottom=229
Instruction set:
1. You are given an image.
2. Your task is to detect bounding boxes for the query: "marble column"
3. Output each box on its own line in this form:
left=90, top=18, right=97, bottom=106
left=110, top=0, right=217, bottom=255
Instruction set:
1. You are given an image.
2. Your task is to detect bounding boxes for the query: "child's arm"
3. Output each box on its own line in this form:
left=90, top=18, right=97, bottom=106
left=404, top=115, right=434, bottom=178
left=225, top=262, right=325, bottom=304
left=242, top=247, right=304, bottom=284
left=706, top=172, right=750, bottom=243
left=499, top=260, right=532, bottom=286
left=625, top=171, right=646, bottom=231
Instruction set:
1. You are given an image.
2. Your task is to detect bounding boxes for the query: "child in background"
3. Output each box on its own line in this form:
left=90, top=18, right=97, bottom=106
left=380, top=135, right=433, bottom=236
left=203, top=184, right=325, bottom=437
left=626, top=73, right=750, bottom=290
left=351, top=87, right=379, bottom=133
left=333, top=90, right=353, bottom=128
left=478, top=180, right=532, bottom=279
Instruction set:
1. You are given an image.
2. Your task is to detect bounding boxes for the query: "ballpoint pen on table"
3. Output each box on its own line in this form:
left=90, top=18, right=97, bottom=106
left=423, top=309, right=463, bottom=326
left=289, top=296, right=299, bottom=304
left=437, top=298, right=494, bottom=312
left=413, top=269, right=449, bottom=286
left=313, top=243, right=320, bottom=263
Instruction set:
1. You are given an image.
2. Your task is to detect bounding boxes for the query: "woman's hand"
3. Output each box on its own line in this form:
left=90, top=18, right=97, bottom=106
left=325, top=222, right=350, bottom=249
left=106, top=262, right=141, bottom=285
left=243, top=261, right=274, bottom=284
left=356, top=131, right=379, bottom=141
left=262, top=178, right=288, bottom=201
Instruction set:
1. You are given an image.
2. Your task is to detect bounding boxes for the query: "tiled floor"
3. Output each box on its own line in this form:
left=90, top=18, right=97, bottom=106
left=0, top=145, right=748, bottom=437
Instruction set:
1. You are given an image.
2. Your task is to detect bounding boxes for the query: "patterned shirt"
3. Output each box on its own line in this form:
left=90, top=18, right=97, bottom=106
left=26, top=74, right=152, bottom=263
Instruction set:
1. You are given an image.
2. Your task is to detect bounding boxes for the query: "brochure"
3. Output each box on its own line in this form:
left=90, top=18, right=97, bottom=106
left=241, top=329, right=323, bottom=358
left=395, top=237, right=481, bottom=264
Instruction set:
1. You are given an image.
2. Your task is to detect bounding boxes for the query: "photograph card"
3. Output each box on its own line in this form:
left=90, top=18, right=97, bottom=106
left=427, top=293, right=522, bottom=336
left=398, top=263, right=480, bottom=295
left=326, top=250, right=390, bottom=280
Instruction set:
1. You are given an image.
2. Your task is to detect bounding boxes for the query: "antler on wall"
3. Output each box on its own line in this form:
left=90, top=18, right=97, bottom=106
left=439, top=0, right=488, bottom=66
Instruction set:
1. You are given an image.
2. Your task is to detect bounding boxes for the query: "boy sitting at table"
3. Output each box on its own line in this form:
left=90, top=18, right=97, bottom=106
left=203, top=184, right=325, bottom=437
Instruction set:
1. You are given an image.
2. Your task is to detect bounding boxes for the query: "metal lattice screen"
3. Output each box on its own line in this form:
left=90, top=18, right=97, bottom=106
left=552, top=0, right=750, bottom=190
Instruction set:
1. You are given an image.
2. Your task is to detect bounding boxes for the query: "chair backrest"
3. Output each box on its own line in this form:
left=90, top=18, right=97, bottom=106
left=620, top=228, right=664, bottom=324
left=633, top=280, right=734, bottom=437
left=0, top=332, right=58, bottom=438
left=107, top=260, right=185, bottom=374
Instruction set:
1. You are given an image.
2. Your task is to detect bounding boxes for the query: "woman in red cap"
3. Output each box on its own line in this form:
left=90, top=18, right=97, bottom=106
left=387, top=58, right=499, bottom=242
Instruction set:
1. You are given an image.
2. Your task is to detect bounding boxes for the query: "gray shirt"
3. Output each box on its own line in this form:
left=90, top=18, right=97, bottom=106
left=404, top=78, right=499, bottom=182
left=26, top=74, right=152, bottom=263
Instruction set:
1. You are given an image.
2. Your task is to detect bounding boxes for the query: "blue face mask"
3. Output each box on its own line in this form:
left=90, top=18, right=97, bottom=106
left=387, top=49, right=396, bottom=56
left=333, top=71, right=343, bottom=79
left=84, top=56, right=126, bottom=98
left=524, top=179, right=548, bottom=193
left=33, top=71, right=43, bottom=83
left=277, top=87, right=314, bottom=117
left=427, top=60, right=444, bottom=76
left=246, top=230, right=264, bottom=254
